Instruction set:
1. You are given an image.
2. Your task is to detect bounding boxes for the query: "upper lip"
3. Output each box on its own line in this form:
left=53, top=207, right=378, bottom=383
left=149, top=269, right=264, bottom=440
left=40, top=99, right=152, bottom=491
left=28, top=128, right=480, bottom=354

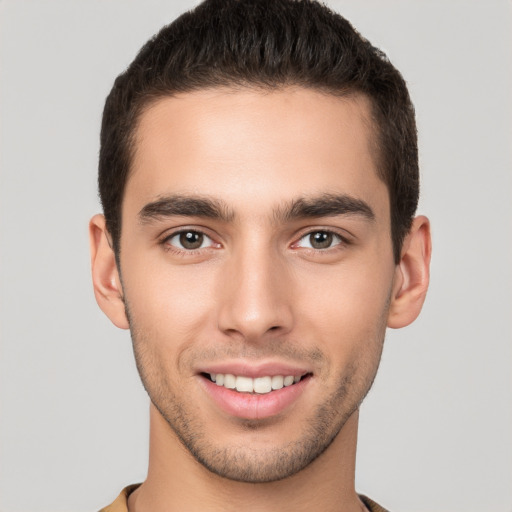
left=196, top=360, right=312, bottom=378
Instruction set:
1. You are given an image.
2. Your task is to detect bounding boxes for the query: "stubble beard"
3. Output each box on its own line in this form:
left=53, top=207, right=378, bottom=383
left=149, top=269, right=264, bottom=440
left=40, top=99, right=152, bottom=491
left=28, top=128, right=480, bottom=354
left=128, top=322, right=385, bottom=484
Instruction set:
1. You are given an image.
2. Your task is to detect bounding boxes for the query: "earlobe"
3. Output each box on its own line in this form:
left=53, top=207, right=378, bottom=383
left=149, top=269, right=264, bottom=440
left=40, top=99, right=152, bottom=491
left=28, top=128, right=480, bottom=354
left=89, top=214, right=130, bottom=330
left=387, top=216, right=432, bottom=329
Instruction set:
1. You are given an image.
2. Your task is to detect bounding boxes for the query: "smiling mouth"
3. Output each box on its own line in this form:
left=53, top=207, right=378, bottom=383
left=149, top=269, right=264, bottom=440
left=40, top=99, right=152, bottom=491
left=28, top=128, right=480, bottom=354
left=202, top=372, right=311, bottom=394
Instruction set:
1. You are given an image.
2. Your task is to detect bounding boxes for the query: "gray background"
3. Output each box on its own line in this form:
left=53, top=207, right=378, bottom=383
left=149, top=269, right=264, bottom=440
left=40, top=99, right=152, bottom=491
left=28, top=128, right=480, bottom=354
left=1, top=1, right=511, bottom=511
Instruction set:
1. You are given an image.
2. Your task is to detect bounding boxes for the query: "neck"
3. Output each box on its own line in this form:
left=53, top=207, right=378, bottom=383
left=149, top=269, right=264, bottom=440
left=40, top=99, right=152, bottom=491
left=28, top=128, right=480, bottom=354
left=129, top=404, right=364, bottom=512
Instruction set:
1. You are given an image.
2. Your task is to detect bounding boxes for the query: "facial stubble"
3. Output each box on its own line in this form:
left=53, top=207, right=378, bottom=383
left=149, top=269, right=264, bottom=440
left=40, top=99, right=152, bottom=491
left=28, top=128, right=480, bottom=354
left=125, top=302, right=387, bottom=484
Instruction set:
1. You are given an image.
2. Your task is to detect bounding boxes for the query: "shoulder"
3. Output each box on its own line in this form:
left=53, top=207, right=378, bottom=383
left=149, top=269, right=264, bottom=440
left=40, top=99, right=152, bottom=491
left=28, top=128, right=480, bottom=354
left=98, top=484, right=141, bottom=512
left=359, top=494, right=390, bottom=512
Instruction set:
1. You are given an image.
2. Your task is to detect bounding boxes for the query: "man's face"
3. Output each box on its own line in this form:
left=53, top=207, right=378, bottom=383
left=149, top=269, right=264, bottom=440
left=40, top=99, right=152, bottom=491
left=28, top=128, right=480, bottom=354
left=118, top=88, right=397, bottom=482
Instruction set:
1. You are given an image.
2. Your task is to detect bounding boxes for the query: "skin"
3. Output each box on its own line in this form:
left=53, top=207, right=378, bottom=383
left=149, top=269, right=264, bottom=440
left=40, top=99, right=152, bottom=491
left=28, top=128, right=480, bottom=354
left=90, top=87, right=431, bottom=512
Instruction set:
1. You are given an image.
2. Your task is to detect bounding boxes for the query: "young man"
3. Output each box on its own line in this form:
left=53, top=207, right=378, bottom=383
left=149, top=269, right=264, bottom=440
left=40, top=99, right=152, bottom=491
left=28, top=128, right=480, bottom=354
left=90, top=0, right=431, bottom=510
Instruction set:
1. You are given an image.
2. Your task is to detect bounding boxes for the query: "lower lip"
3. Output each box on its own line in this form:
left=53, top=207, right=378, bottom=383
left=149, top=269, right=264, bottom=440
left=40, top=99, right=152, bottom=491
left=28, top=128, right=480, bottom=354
left=199, top=375, right=311, bottom=420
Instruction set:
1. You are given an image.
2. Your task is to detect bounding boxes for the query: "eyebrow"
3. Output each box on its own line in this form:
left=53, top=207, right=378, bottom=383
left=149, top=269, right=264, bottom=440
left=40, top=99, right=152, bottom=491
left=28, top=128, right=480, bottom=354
left=139, top=195, right=235, bottom=224
left=138, top=192, right=374, bottom=224
left=278, top=193, right=375, bottom=222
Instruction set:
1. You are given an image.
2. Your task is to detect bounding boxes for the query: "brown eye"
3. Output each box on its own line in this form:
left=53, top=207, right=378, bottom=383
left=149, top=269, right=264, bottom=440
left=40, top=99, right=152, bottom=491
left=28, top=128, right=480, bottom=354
left=309, top=231, right=333, bottom=249
left=180, top=231, right=203, bottom=249
left=296, top=230, right=342, bottom=250
left=167, top=230, right=211, bottom=250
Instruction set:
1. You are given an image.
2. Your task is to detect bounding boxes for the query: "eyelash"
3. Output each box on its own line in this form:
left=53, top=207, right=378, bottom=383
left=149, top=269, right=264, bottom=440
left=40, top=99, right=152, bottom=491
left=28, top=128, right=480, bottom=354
left=293, top=229, right=349, bottom=251
left=159, top=228, right=350, bottom=255
left=160, top=229, right=219, bottom=254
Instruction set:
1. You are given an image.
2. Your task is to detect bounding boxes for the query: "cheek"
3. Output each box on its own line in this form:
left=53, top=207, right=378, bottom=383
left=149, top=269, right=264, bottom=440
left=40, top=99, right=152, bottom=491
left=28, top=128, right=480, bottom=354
left=122, top=259, right=219, bottom=348
left=293, top=259, right=393, bottom=356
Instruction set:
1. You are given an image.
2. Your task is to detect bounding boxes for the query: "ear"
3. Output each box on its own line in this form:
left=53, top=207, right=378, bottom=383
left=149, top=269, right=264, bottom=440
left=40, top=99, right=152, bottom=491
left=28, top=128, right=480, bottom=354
left=89, top=214, right=129, bottom=329
left=387, top=215, right=432, bottom=329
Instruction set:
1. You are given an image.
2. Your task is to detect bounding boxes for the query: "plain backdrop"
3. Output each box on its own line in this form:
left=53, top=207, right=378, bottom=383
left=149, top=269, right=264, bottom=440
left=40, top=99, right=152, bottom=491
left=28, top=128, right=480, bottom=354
left=0, top=1, right=511, bottom=511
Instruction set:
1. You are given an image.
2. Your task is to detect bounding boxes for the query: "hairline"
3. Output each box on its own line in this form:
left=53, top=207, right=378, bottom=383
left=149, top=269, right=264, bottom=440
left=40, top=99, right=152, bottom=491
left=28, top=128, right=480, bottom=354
left=114, top=83, right=389, bottom=254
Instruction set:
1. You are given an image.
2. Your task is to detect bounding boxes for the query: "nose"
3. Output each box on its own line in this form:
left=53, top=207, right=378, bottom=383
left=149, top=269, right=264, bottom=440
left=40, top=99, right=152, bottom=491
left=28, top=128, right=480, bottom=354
left=217, top=243, right=294, bottom=342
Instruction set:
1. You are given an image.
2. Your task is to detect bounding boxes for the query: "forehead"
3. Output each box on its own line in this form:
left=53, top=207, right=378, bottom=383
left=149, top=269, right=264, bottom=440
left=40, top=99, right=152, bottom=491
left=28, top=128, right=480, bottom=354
left=126, top=87, right=388, bottom=222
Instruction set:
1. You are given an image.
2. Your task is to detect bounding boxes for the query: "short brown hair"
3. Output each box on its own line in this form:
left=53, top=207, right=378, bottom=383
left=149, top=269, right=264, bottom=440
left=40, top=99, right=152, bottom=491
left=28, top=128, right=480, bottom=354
left=99, top=0, right=419, bottom=263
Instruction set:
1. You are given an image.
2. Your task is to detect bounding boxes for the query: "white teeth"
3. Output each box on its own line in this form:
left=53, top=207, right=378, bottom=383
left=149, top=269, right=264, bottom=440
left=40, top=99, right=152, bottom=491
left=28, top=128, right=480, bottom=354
left=254, top=376, right=272, bottom=394
left=283, top=375, right=294, bottom=386
left=209, top=373, right=305, bottom=394
left=271, top=375, right=284, bottom=390
left=224, top=374, right=236, bottom=389
left=235, top=376, right=253, bottom=393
